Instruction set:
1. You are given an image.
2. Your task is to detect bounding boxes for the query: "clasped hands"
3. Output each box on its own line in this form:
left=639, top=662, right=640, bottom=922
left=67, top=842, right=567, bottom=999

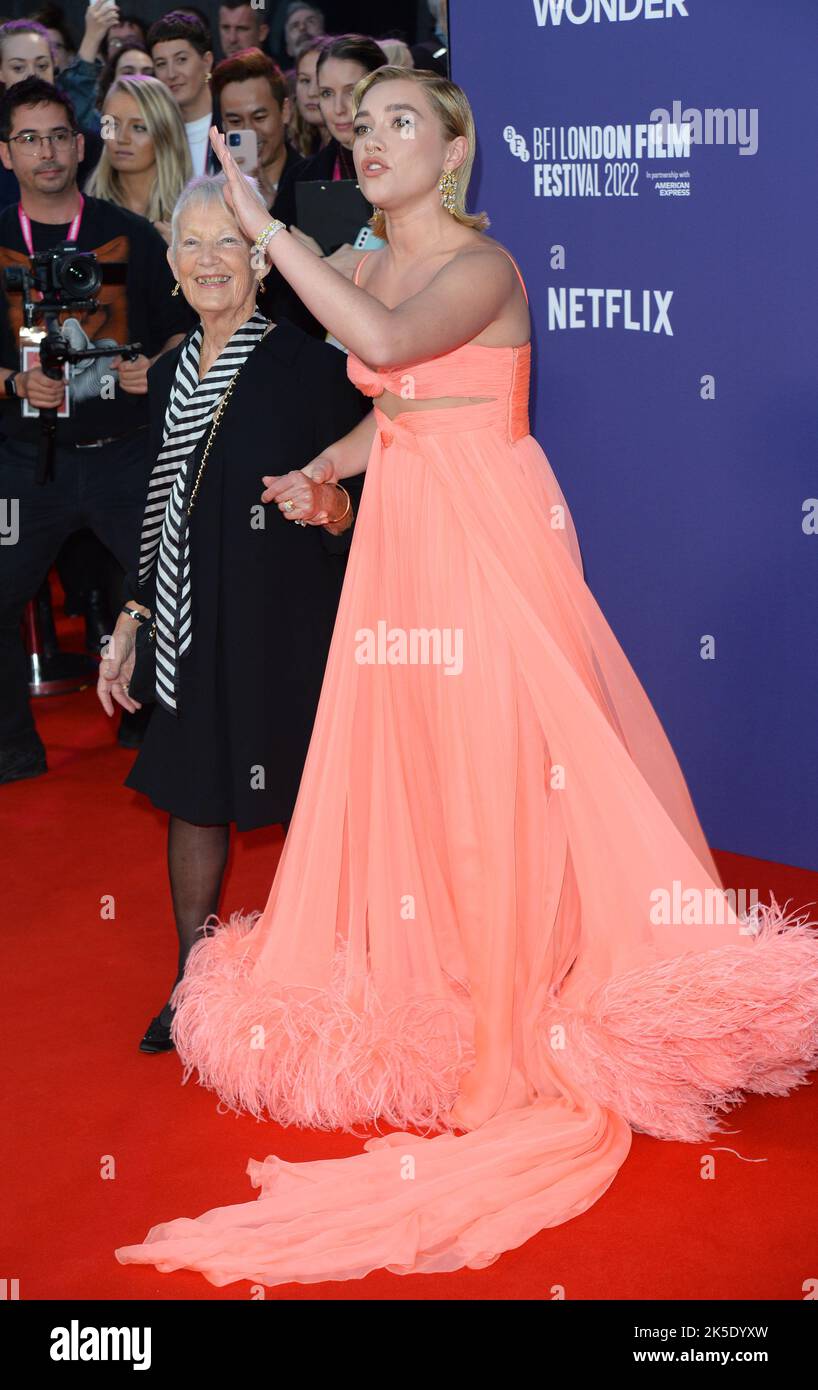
left=262, top=456, right=345, bottom=526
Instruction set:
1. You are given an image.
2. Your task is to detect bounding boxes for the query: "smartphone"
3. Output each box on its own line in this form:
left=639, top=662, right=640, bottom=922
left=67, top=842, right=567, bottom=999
left=353, top=225, right=385, bottom=250
left=225, top=130, right=258, bottom=174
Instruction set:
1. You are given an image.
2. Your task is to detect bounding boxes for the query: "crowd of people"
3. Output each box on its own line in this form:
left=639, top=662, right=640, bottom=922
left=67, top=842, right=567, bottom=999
left=0, top=1, right=449, bottom=786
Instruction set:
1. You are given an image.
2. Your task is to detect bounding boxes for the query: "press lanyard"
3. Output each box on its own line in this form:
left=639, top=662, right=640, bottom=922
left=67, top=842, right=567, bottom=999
left=18, top=194, right=84, bottom=254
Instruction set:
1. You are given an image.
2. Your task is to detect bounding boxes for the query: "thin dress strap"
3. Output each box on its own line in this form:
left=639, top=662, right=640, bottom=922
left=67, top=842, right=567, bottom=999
left=497, top=246, right=529, bottom=305
left=353, top=251, right=374, bottom=286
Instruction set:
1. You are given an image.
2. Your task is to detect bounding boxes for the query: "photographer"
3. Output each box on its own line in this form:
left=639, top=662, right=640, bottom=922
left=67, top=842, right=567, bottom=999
left=0, top=77, right=191, bottom=786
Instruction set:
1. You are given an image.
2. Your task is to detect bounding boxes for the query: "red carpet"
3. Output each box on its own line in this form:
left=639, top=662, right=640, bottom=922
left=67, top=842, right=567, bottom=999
left=3, top=581, right=817, bottom=1300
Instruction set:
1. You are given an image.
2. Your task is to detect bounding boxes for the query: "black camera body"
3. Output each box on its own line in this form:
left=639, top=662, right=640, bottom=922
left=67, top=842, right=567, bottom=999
left=3, top=240, right=102, bottom=315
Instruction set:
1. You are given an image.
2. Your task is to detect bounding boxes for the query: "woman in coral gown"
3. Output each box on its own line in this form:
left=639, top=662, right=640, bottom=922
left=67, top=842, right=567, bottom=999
left=115, top=67, right=818, bottom=1288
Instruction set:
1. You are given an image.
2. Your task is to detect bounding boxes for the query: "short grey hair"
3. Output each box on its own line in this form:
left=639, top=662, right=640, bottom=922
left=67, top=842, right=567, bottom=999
left=170, top=172, right=263, bottom=252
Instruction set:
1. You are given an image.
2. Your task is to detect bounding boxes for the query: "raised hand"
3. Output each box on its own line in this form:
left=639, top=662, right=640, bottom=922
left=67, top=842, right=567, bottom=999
left=80, top=1, right=120, bottom=63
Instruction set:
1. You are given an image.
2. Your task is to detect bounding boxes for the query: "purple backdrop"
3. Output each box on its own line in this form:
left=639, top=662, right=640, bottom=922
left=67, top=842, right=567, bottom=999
left=450, top=0, right=818, bottom=871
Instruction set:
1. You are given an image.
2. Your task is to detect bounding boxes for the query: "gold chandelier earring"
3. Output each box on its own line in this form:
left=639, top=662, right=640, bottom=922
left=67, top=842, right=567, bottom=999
left=438, top=168, right=458, bottom=213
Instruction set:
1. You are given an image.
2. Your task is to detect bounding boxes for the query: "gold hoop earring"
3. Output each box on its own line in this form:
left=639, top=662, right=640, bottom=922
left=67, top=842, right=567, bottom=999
left=438, top=168, right=457, bottom=213
left=172, top=281, right=180, bottom=297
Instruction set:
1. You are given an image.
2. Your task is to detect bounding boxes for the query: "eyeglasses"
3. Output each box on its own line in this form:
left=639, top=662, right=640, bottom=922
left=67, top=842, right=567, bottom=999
left=7, top=128, right=77, bottom=153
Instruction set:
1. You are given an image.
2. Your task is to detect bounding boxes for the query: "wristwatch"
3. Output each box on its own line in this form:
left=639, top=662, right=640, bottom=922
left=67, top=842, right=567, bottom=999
left=121, top=605, right=150, bottom=625
left=4, top=372, right=19, bottom=399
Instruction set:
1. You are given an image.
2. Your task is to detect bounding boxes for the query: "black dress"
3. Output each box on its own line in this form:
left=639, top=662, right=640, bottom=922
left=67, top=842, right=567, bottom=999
left=123, top=318, right=370, bottom=830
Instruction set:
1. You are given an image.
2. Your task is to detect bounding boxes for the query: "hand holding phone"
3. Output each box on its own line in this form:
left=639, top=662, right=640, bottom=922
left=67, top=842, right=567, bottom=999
left=225, top=130, right=259, bottom=177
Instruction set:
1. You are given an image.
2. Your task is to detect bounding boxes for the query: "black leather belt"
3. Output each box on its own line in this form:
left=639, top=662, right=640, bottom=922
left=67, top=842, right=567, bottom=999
left=68, top=425, right=148, bottom=450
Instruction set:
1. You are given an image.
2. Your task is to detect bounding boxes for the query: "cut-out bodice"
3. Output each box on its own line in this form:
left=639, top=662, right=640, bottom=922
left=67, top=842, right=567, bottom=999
left=346, top=249, right=532, bottom=443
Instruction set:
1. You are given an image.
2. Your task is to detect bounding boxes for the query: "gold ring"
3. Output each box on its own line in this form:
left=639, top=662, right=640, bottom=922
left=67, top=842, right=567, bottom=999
left=283, top=500, right=294, bottom=512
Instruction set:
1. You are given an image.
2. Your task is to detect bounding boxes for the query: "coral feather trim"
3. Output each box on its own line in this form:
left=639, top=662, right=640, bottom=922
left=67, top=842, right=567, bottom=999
left=543, top=897, right=818, bottom=1142
left=170, top=897, right=818, bottom=1145
left=169, top=912, right=475, bottom=1133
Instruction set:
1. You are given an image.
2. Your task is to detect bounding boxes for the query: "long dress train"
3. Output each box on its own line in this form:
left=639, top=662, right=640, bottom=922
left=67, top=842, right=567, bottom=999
left=115, top=250, right=818, bottom=1287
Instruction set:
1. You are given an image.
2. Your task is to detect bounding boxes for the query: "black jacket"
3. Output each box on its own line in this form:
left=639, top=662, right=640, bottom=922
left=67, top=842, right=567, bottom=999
left=124, top=317, right=369, bottom=609
left=123, top=318, right=372, bottom=828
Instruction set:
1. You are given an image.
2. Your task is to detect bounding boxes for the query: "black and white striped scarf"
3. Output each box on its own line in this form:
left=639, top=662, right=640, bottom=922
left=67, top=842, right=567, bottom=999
left=137, top=308, right=269, bottom=714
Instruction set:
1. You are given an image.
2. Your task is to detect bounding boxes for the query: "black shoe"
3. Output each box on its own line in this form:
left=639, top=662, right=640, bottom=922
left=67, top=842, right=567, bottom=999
left=139, top=1015, right=176, bottom=1053
left=0, top=740, right=47, bottom=786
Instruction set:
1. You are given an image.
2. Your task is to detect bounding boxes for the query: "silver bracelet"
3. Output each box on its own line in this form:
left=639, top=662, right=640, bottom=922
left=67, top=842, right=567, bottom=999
left=254, top=219, right=286, bottom=254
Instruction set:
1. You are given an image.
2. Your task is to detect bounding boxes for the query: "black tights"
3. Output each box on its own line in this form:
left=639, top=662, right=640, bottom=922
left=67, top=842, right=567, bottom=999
left=158, top=814, right=290, bottom=1027
left=158, top=817, right=230, bottom=1027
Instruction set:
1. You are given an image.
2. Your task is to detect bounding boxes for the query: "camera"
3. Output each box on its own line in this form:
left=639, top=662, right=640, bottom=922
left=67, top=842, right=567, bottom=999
left=3, top=240, right=102, bottom=308
left=2, top=242, right=141, bottom=484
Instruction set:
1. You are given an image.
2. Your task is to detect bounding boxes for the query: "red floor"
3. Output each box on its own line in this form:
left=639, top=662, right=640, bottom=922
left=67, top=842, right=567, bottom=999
left=3, top=585, right=817, bottom=1300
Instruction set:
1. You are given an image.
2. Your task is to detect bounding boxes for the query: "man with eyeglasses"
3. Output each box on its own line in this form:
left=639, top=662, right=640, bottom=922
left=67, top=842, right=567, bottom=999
left=0, top=77, right=192, bottom=786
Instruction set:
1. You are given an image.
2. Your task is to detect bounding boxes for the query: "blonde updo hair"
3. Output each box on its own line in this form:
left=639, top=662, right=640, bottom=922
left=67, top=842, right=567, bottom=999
left=351, top=65, right=489, bottom=242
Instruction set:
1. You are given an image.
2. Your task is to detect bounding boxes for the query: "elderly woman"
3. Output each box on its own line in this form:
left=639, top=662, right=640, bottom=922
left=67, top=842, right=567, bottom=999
left=97, top=172, right=370, bottom=1053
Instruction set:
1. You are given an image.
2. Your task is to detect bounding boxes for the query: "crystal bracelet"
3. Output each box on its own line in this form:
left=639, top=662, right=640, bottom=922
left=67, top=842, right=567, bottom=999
left=254, top=219, right=286, bottom=254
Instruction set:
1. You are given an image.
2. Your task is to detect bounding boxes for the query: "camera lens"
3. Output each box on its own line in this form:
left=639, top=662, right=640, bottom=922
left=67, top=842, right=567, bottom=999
left=57, top=252, right=102, bottom=299
left=227, top=133, right=240, bottom=146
